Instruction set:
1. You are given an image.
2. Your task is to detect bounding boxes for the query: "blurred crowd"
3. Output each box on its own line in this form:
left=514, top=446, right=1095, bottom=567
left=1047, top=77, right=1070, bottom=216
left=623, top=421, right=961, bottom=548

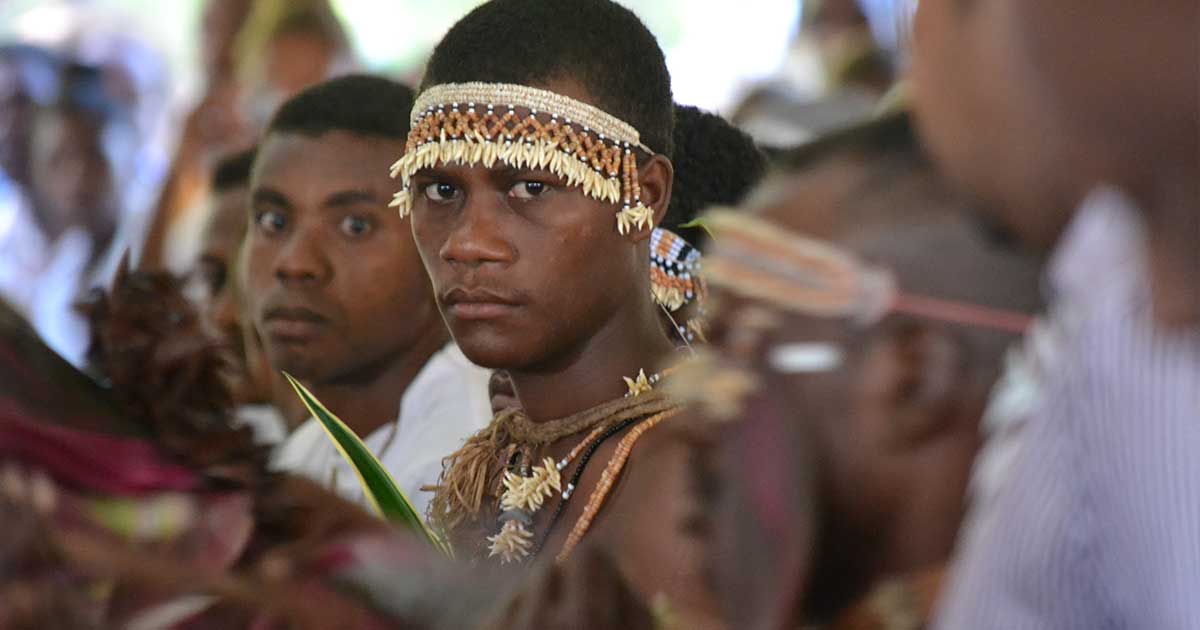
left=0, top=0, right=1196, bottom=629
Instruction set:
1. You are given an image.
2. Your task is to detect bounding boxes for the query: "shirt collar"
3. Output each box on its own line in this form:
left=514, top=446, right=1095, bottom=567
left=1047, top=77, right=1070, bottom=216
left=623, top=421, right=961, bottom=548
left=1046, top=185, right=1147, bottom=308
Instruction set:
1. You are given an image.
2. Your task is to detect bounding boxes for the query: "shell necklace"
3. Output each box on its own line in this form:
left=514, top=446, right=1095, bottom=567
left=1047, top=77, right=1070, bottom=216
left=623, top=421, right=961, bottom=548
left=486, top=368, right=665, bottom=563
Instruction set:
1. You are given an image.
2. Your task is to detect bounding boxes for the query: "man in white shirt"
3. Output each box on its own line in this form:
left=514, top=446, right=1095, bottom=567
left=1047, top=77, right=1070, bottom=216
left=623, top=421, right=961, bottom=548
left=241, top=75, right=491, bottom=519
left=189, top=148, right=292, bottom=446
left=1, top=63, right=132, bottom=366
left=911, top=0, right=1200, bottom=627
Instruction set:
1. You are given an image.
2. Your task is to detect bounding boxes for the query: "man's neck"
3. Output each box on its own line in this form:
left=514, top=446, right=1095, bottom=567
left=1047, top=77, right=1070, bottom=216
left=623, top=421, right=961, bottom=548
left=304, top=330, right=448, bottom=437
left=511, top=298, right=675, bottom=421
left=1138, top=161, right=1200, bottom=327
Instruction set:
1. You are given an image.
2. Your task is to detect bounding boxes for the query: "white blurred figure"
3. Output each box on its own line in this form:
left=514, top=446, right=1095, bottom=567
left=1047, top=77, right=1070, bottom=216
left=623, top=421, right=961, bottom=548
left=0, top=62, right=135, bottom=364
left=731, top=0, right=915, bottom=149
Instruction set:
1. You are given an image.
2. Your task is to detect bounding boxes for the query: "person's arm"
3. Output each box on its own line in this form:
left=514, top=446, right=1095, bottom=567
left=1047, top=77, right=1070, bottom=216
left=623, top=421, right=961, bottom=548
left=139, top=81, right=247, bottom=270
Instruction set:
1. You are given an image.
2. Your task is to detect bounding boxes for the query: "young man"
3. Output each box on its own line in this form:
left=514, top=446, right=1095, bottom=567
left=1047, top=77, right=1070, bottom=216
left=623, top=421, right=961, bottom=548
left=909, top=1, right=1200, bottom=628
left=244, top=75, right=492, bottom=518
left=675, top=113, right=1040, bottom=630
left=402, top=0, right=683, bottom=568
left=192, top=148, right=295, bottom=445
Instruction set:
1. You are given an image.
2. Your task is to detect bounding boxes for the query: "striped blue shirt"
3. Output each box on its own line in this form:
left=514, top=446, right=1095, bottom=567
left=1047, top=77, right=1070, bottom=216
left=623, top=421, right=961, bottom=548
left=935, top=188, right=1200, bottom=629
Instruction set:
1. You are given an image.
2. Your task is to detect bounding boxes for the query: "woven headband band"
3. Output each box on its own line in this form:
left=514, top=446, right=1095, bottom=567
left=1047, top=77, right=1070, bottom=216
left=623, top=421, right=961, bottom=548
left=390, top=82, right=656, bottom=234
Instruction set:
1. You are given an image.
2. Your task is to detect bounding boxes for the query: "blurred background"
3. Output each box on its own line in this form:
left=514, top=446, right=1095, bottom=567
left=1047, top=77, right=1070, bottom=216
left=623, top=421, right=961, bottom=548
left=0, top=0, right=913, bottom=365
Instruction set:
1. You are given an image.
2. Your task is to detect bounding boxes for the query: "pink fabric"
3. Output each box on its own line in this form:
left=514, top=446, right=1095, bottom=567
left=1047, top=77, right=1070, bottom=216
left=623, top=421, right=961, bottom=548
left=0, top=404, right=197, bottom=494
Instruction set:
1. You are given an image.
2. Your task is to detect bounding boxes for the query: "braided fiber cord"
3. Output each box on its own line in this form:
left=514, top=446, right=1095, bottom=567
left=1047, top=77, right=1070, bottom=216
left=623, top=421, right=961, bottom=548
left=428, top=391, right=676, bottom=553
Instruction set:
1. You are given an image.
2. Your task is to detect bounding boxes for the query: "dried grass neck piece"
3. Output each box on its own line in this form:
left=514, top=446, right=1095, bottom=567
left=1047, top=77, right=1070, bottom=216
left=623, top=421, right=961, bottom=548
left=487, top=367, right=676, bottom=563
left=389, top=82, right=656, bottom=234
left=432, top=368, right=684, bottom=564
left=488, top=423, right=605, bottom=563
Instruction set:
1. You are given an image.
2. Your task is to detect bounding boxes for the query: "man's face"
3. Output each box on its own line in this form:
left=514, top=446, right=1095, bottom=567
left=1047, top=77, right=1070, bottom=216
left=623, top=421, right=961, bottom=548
left=691, top=171, right=915, bottom=627
left=0, top=61, right=36, bottom=185
left=245, top=130, right=441, bottom=384
left=409, top=80, right=647, bottom=370
left=29, top=109, right=117, bottom=238
left=910, top=0, right=1074, bottom=250
left=195, top=183, right=260, bottom=400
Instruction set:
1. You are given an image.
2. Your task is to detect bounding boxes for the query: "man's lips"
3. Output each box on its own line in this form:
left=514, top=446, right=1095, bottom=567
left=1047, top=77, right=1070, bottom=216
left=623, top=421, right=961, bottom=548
left=442, top=287, right=522, bottom=321
left=262, top=306, right=328, bottom=340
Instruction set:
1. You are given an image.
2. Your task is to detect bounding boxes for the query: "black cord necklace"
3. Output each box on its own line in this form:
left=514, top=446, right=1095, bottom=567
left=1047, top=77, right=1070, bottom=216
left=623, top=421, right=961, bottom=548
left=530, top=416, right=642, bottom=558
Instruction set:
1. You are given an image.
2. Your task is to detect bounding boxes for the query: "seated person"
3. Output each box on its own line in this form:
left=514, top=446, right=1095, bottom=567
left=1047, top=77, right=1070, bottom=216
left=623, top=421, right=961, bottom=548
left=1, top=63, right=133, bottom=366
left=401, top=0, right=684, bottom=570
left=661, top=113, right=1041, bottom=630
left=191, top=147, right=298, bottom=445
left=244, top=75, right=492, bottom=517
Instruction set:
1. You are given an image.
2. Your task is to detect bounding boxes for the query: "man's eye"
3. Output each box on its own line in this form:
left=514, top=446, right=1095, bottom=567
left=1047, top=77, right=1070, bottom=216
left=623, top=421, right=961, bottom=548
left=423, top=182, right=461, bottom=202
left=508, top=180, right=547, bottom=200
left=255, top=210, right=287, bottom=234
left=339, top=215, right=372, bottom=238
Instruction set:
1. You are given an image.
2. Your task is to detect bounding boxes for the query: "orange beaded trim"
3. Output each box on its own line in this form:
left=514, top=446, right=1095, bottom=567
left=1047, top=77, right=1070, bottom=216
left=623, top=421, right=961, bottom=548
left=649, top=228, right=706, bottom=312
left=389, top=82, right=655, bottom=235
left=555, top=407, right=684, bottom=563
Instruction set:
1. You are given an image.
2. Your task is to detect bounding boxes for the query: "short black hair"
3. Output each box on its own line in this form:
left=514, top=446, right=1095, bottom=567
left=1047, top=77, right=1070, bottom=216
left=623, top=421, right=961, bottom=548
left=420, top=0, right=675, bottom=158
left=265, top=74, right=415, bottom=141
left=665, top=104, right=767, bottom=242
left=211, top=147, right=257, bottom=192
left=55, top=62, right=126, bottom=122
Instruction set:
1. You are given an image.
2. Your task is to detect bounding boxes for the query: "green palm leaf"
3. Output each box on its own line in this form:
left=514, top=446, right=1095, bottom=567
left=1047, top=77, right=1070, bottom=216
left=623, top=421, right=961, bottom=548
left=283, top=372, right=452, bottom=556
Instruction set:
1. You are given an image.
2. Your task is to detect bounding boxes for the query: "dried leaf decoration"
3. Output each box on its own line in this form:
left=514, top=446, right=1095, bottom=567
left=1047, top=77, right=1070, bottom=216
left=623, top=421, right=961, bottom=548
left=79, top=257, right=265, bottom=486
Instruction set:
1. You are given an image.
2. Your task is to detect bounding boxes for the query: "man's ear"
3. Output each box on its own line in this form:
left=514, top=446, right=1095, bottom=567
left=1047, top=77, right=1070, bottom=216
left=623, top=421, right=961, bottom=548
left=628, top=153, right=673, bottom=243
left=865, top=322, right=969, bottom=449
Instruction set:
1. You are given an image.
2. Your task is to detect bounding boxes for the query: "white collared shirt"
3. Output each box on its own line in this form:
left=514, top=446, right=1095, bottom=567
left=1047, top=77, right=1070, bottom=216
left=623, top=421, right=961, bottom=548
left=938, top=187, right=1200, bottom=630
left=270, top=343, right=493, bottom=521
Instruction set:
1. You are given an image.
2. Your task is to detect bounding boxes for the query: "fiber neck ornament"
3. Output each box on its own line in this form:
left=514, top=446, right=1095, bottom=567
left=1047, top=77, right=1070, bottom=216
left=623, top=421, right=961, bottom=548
left=389, top=82, right=656, bottom=234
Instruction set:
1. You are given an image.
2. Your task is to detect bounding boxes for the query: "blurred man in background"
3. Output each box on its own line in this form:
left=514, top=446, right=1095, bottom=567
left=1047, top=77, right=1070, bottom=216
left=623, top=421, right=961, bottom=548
left=0, top=62, right=136, bottom=365
left=911, top=0, right=1200, bottom=628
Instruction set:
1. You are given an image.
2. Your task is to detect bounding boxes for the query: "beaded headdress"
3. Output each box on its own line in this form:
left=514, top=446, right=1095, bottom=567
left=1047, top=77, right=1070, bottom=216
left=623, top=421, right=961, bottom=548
left=649, top=227, right=705, bottom=312
left=390, top=82, right=657, bottom=234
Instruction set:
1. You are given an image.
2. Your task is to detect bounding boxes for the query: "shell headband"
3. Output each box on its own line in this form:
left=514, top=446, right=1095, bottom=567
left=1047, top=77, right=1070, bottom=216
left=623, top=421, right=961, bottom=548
left=389, top=82, right=656, bottom=234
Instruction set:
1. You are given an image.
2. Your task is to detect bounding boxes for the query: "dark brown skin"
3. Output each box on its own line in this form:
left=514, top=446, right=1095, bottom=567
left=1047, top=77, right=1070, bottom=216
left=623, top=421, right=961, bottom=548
left=200, top=0, right=252, bottom=82
left=686, top=157, right=1036, bottom=629
left=591, top=425, right=728, bottom=630
left=484, top=543, right=658, bottom=630
left=410, top=76, right=683, bottom=606
left=244, top=130, right=447, bottom=438
left=487, top=369, right=519, bottom=416
left=197, top=183, right=265, bottom=404
left=196, top=183, right=308, bottom=427
left=912, top=0, right=1199, bottom=325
